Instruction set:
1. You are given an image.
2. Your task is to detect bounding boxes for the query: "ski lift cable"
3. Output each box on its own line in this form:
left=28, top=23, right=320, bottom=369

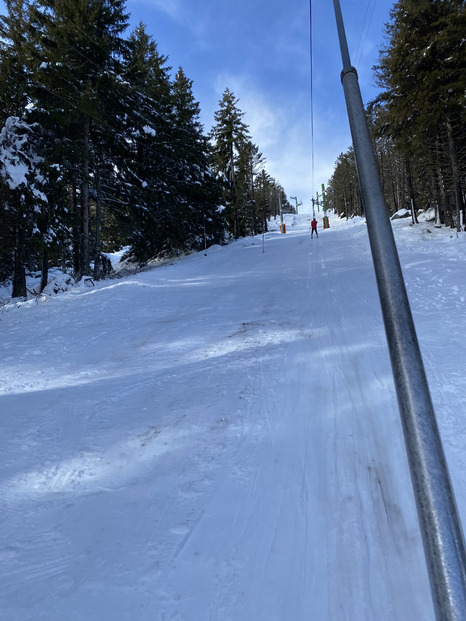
left=354, top=0, right=377, bottom=68
left=309, top=0, right=315, bottom=205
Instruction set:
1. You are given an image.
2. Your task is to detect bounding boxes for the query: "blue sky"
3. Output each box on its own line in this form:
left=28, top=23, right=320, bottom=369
left=124, top=0, right=395, bottom=211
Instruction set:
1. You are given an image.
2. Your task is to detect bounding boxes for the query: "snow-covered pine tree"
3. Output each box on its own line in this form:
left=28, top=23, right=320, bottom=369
left=29, top=0, right=130, bottom=278
left=0, top=117, right=49, bottom=297
left=0, top=0, right=35, bottom=288
left=0, top=1, right=72, bottom=295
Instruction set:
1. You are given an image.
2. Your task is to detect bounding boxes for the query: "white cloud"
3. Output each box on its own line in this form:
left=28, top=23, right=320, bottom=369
left=209, top=72, right=353, bottom=211
left=127, top=0, right=181, bottom=20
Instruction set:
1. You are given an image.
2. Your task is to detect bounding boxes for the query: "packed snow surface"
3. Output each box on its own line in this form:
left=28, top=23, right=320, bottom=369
left=1, top=213, right=465, bottom=620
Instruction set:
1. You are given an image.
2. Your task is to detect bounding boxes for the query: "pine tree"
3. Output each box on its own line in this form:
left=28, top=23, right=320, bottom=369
left=171, top=67, right=225, bottom=251
left=327, top=149, right=361, bottom=219
left=255, top=168, right=276, bottom=232
left=117, top=23, right=180, bottom=261
left=211, top=88, right=250, bottom=238
left=235, top=140, right=265, bottom=235
left=366, top=102, right=408, bottom=215
left=0, top=0, right=32, bottom=124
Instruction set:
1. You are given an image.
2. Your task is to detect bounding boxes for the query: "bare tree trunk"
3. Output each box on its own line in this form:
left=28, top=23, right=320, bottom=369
left=69, top=176, right=80, bottom=276
left=436, top=159, right=452, bottom=228
left=343, top=189, right=348, bottom=220
left=398, top=157, right=406, bottom=214
left=446, top=117, right=464, bottom=232
left=405, top=158, right=419, bottom=224
left=391, top=182, right=398, bottom=213
left=93, top=173, right=102, bottom=279
left=12, top=214, right=26, bottom=298
left=227, top=143, right=239, bottom=239
left=39, top=247, right=48, bottom=293
left=250, top=169, right=257, bottom=236
left=261, top=174, right=268, bottom=233
left=429, top=164, right=443, bottom=225
left=81, top=116, right=90, bottom=275
left=39, top=206, right=49, bottom=293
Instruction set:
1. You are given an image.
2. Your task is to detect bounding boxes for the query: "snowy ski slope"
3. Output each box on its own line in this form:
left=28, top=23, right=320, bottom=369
left=1, top=213, right=465, bottom=620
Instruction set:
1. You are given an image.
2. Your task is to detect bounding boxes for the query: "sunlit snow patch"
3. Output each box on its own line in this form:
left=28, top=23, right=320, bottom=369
left=1, top=425, right=189, bottom=502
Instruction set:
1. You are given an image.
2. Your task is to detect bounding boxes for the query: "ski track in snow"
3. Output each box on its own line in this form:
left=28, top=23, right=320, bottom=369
left=1, top=214, right=464, bottom=620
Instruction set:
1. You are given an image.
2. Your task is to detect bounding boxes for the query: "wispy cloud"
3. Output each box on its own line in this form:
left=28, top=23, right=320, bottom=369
left=127, top=0, right=182, bottom=20
left=209, top=72, right=350, bottom=209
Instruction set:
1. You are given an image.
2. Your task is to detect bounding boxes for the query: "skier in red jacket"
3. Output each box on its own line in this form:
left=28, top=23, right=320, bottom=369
left=311, top=217, right=318, bottom=238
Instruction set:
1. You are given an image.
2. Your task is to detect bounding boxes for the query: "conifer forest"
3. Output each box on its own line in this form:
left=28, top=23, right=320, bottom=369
left=0, top=0, right=464, bottom=299
left=0, top=0, right=291, bottom=298
left=327, top=0, right=465, bottom=227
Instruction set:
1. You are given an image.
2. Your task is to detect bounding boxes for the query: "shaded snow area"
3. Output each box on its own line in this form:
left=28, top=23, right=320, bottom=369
left=1, top=213, right=465, bottom=620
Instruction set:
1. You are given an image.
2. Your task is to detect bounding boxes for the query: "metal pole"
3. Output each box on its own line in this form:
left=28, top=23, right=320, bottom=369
left=203, top=212, right=207, bottom=256
left=321, top=183, right=327, bottom=212
left=279, top=194, right=284, bottom=232
left=332, top=2, right=466, bottom=620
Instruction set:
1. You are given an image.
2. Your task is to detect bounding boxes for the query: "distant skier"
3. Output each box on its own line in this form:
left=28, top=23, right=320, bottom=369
left=311, top=217, right=318, bottom=238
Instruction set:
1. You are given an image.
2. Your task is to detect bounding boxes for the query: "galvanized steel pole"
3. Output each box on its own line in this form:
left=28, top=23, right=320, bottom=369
left=332, top=1, right=466, bottom=619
